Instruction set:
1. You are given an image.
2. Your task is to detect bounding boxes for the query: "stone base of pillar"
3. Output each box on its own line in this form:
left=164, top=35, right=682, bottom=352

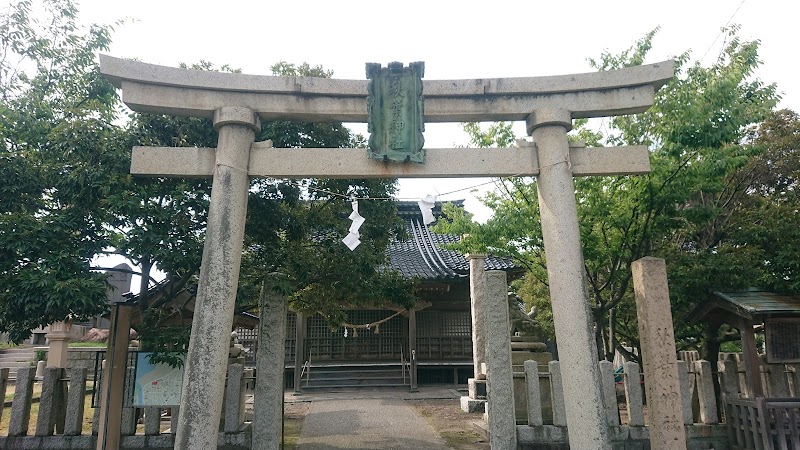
left=460, top=396, right=486, bottom=413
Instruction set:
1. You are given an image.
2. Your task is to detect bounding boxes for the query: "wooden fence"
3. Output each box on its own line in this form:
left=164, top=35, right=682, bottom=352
left=0, top=364, right=250, bottom=449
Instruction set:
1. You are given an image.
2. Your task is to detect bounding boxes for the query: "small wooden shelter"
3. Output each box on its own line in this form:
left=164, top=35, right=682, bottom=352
left=693, top=289, right=800, bottom=397
left=692, top=289, right=800, bottom=448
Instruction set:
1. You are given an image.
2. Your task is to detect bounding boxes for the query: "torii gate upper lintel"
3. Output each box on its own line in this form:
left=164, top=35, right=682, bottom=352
left=99, top=55, right=675, bottom=450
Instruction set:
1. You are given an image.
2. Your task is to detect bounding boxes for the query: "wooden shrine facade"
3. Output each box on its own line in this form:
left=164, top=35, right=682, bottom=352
left=237, top=201, right=518, bottom=387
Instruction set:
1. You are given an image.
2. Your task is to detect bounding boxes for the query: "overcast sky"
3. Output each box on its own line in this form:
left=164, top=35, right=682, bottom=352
left=64, top=0, right=797, bottom=221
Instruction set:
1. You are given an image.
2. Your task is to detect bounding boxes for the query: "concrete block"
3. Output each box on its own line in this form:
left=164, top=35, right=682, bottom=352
left=468, top=378, right=486, bottom=399
left=67, top=435, right=93, bottom=449
left=460, top=396, right=486, bottom=413
left=145, top=434, right=175, bottom=447
left=607, top=424, right=630, bottom=440
left=20, top=436, right=43, bottom=448
left=627, top=426, right=649, bottom=441
left=515, top=424, right=568, bottom=446
left=512, top=351, right=552, bottom=367
left=122, top=435, right=147, bottom=447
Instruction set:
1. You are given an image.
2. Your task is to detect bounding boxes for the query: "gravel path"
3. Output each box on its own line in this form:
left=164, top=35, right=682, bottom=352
left=296, top=397, right=450, bottom=449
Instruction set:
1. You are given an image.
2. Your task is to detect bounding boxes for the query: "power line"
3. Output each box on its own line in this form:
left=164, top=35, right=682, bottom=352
left=700, top=0, right=747, bottom=63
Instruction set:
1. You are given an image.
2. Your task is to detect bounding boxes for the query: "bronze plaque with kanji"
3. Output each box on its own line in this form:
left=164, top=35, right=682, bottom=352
left=366, top=61, right=425, bottom=163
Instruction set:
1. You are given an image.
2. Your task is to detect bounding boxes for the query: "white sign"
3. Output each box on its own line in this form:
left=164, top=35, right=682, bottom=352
left=133, top=352, right=184, bottom=407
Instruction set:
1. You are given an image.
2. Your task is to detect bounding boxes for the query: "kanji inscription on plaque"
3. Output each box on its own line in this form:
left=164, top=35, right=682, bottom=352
left=366, top=61, right=425, bottom=163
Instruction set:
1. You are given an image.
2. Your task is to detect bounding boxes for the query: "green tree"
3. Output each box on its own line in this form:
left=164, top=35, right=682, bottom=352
left=0, top=0, right=125, bottom=341
left=437, top=28, right=780, bottom=364
left=0, top=0, right=415, bottom=346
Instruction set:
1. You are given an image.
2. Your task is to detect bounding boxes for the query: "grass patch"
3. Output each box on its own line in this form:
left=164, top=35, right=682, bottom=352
left=441, top=430, right=485, bottom=448
left=0, top=386, right=95, bottom=435
left=0, top=343, right=20, bottom=351
left=68, top=342, right=106, bottom=348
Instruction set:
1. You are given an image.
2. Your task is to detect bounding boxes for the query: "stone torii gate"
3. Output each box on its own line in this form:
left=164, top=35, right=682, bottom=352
left=100, top=55, right=673, bottom=450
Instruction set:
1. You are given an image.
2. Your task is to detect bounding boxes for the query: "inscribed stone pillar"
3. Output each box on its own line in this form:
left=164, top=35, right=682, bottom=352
left=175, top=106, right=260, bottom=450
left=253, top=286, right=287, bottom=450
left=467, top=254, right=488, bottom=379
left=527, top=109, right=610, bottom=449
left=632, top=257, right=687, bottom=448
left=484, top=270, right=516, bottom=450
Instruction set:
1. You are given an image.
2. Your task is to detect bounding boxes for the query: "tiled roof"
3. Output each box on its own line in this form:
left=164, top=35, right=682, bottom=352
left=387, top=201, right=517, bottom=281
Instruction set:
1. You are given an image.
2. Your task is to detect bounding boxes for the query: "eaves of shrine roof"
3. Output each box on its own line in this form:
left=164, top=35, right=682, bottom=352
left=690, top=288, right=800, bottom=324
left=387, top=201, right=518, bottom=281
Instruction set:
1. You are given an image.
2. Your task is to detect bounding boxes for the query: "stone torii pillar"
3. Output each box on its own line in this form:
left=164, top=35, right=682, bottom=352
left=174, top=107, right=260, bottom=449
left=528, top=109, right=610, bottom=448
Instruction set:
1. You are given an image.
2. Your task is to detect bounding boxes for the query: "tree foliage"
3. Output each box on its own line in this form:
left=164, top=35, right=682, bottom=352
left=0, top=0, right=123, bottom=341
left=0, top=0, right=414, bottom=345
left=437, top=28, right=784, bottom=363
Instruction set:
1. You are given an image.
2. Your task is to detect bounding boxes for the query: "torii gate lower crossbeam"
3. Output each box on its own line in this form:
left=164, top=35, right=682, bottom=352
left=100, top=57, right=674, bottom=450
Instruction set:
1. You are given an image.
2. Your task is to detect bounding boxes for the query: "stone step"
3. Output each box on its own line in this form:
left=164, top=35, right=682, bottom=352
left=300, top=383, right=410, bottom=391
left=300, top=364, right=410, bottom=390
left=303, top=377, right=407, bottom=387
left=0, top=347, right=37, bottom=354
left=0, top=356, right=35, bottom=363
left=306, top=369, right=404, bottom=379
left=0, top=361, right=34, bottom=368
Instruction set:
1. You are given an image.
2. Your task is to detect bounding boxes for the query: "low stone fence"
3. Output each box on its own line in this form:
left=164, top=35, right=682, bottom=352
left=65, top=347, right=107, bottom=371
left=515, top=358, right=800, bottom=449
left=0, top=364, right=251, bottom=449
